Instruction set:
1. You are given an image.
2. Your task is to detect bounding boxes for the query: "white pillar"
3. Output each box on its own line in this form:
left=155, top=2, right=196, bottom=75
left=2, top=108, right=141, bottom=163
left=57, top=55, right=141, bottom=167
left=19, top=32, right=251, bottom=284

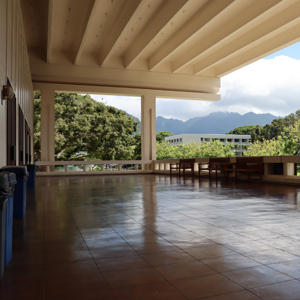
left=40, top=88, right=55, bottom=167
left=283, top=163, right=294, bottom=176
left=141, top=93, right=156, bottom=164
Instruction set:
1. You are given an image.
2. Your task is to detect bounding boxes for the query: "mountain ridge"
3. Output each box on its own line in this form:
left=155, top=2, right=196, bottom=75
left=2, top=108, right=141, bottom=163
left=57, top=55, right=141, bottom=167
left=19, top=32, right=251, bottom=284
left=126, top=111, right=279, bottom=135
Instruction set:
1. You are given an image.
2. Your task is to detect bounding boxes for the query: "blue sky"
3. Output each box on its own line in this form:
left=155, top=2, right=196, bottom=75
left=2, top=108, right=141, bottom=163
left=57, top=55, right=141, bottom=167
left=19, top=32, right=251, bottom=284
left=92, top=41, right=300, bottom=121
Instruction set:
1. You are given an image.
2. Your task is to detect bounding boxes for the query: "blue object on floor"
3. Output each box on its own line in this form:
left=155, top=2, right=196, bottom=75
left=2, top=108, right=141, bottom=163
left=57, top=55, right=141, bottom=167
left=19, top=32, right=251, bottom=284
left=26, top=164, right=36, bottom=189
left=0, top=172, right=17, bottom=266
left=0, top=173, right=9, bottom=280
left=0, top=167, right=28, bottom=219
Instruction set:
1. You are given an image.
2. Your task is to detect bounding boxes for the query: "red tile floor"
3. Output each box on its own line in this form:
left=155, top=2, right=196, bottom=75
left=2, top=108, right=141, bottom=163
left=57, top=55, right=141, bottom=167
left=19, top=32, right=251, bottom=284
left=1, top=175, right=300, bottom=299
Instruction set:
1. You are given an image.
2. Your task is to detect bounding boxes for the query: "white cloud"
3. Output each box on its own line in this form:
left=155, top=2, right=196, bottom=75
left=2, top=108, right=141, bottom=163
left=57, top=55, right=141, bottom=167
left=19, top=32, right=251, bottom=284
left=157, top=56, right=300, bottom=120
left=91, top=95, right=141, bottom=119
left=90, top=56, right=300, bottom=121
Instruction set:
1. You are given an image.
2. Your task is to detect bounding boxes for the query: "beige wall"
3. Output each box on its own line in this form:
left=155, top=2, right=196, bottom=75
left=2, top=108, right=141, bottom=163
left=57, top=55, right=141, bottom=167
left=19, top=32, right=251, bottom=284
left=0, top=0, right=33, bottom=167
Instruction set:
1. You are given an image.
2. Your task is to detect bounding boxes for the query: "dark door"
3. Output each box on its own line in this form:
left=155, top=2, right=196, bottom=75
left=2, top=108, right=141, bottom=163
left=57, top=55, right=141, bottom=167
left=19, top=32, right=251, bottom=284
left=19, top=106, right=24, bottom=165
left=6, top=83, right=16, bottom=165
left=25, top=120, right=29, bottom=164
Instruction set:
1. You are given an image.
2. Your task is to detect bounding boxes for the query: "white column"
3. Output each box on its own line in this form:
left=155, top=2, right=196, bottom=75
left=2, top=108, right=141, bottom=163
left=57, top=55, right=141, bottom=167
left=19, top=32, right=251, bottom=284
left=141, top=93, right=156, bottom=164
left=283, top=163, right=294, bottom=176
left=40, top=88, right=55, bottom=168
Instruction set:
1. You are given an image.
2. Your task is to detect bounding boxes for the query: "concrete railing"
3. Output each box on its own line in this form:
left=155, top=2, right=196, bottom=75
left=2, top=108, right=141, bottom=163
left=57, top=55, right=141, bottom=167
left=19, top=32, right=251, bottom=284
left=152, top=156, right=300, bottom=185
left=36, top=156, right=300, bottom=185
left=35, top=160, right=153, bottom=176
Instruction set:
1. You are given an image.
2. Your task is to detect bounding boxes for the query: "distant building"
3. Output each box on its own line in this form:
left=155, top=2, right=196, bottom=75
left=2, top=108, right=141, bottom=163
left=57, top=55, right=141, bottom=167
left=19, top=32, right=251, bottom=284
left=165, top=134, right=251, bottom=156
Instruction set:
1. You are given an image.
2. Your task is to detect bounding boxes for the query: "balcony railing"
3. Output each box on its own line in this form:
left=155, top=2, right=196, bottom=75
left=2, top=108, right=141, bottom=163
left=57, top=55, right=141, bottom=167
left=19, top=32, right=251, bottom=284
left=35, top=156, right=300, bottom=186
left=35, top=160, right=153, bottom=175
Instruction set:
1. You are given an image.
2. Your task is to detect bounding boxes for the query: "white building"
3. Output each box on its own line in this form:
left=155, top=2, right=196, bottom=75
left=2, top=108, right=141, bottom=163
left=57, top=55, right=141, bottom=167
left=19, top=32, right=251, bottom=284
left=165, top=134, right=251, bottom=156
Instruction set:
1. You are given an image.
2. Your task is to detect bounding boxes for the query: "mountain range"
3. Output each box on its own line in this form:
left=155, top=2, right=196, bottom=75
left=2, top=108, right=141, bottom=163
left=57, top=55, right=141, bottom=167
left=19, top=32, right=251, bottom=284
left=129, top=111, right=278, bottom=135
left=155, top=112, right=279, bottom=134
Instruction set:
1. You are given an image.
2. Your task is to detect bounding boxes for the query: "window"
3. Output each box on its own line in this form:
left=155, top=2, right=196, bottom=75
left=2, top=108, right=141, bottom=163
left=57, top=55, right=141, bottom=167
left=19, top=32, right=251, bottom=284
left=220, top=139, right=225, bottom=142
left=242, top=139, right=248, bottom=143
left=227, top=139, right=232, bottom=142
left=234, top=139, right=240, bottom=142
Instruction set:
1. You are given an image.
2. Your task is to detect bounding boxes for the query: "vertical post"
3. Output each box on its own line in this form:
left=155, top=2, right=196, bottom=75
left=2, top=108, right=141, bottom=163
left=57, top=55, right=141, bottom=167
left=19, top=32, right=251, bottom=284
left=40, top=88, right=55, bottom=171
left=284, top=163, right=294, bottom=176
left=141, top=93, right=156, bottom=169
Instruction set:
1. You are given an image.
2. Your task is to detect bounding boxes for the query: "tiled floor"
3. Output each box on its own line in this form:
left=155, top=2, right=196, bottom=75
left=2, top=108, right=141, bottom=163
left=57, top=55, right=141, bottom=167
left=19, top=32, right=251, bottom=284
left=1, top=175, right=300, bottom=299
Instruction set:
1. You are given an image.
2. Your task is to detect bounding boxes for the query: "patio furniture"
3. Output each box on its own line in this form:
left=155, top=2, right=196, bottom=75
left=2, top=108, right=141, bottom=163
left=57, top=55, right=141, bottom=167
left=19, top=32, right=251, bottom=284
left=224, top=156, right=263, bottom=182
left=198, top=157, right=230, bottom=179
left=170, top=159, right=195, bottom=178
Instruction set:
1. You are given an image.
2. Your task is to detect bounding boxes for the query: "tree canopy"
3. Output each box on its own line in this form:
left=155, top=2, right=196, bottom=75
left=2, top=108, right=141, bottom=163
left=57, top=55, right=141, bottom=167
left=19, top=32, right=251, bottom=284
left=250, top=110, right=300, bottom=142
left=156, top=140, right=235, bottom=160
left=34, top=92, right=138, bottom=161
left=227, top=125, right=255, bottom=135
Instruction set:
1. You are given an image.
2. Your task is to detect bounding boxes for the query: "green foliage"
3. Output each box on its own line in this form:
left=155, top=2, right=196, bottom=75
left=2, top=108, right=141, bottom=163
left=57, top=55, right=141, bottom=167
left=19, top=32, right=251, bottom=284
left=33, top=92, right=41, bottom=159
left=34, top=92, right=138, bottom=161
left=156, top=140, right=235, bottom=160
left=227, top=125, right=255, bottom=135
left=156, top=131, right=173, bottom=143
left=250, top=110, right=300, bottom=142
left=244, top=138, right=284, bottom=156
left=245, top=121, right=300, bottom=157
left=132, top=131, right=174, bottom=159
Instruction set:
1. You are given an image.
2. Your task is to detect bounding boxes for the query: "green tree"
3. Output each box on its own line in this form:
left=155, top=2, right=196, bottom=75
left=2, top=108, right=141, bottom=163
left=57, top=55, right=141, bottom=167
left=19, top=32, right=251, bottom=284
left=34, top=92, right=138, bottom=161
left=244, top=138, right=284, bottom=156
left=156, top=131, right=173, bottom=143
left=132, top=131, right=174, bottom=159
left=250, top=110, right=300, bottom=142
left=156, top=140, right=235, bottom=160
left=245, top=121, right=300, bottom=157
left=227, top=125, right=255, bottom=135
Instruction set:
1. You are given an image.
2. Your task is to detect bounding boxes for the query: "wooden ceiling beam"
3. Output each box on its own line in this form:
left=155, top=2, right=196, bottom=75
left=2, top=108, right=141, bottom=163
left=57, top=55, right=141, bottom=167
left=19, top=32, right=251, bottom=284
left=148, top=0, right=235, bottom=71
left=215, top=22, right=300, bottom=77
left=194, top=1, right=300, bottom=75
left=123, top=0, right=189, bottom=69
left=46, top=0, right=54, bottom=63
left=74, top=0, right=99, bottom=65
left=99, top=0, right=146, bottom=67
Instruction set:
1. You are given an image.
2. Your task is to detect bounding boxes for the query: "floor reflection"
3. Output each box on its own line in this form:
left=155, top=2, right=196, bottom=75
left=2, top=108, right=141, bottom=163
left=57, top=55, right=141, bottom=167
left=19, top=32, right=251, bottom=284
left=1, top=174, right=300, bottom=299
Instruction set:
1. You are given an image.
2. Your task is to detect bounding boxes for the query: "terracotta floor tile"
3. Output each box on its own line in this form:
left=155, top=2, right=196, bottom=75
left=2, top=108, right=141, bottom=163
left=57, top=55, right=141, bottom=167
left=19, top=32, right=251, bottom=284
left=45, top=272, right=108, bottom=297
left=45, top=260, right=100, bottom=279
left=112, top=282, right=187, bottom=300
left=267, top=259, right=300, bottom=279
left=4, top=175, right=300, bottom=299
left=85, top=237, right=127, bottom=248
left=123, top=234, right=165, bottom=246
left=199, top=290, right=262, bottom=300
left=249, top=279, right=300, bottom=299
left=44, top=240, right=88, bottom=253
left=243, top=248, right=299, bottom=264
left=90, top=245, right=138, bottom=259
left=223, top=265, right=292, bottom=288
left=102, top=266, right=166, bottom=288
left=185, top=245, right=236, bottom=260
left=132, top=240, right=178, bottom=254
left=155, top=260, right=217, bottom=281
left=142, top=250, right=195, bottom=266
left=201, top=254, right=261, bottom=273
left=46, top=290, right=115, bottom=300
left=96, top=255, right=150, bottom=272
left=0, top=278, right=44, bottom=300
left=171, top=273, right=243, bottom=299
left=45, top=249, right=93, bottom=264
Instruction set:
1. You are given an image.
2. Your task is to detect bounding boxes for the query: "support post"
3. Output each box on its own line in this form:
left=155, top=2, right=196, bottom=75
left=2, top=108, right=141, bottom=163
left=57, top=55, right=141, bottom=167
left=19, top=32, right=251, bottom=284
left=141, top=93, right=156, bottom=169
left=40, top=88, right=55, bottom=171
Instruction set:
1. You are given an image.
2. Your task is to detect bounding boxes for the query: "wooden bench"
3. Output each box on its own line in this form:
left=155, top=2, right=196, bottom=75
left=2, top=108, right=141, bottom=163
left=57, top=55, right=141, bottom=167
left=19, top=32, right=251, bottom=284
left=224, top=156, right=263, bottom=182
left=170, top=158, right=195, bottom=177
left=198, top=157, right=230, bottom=179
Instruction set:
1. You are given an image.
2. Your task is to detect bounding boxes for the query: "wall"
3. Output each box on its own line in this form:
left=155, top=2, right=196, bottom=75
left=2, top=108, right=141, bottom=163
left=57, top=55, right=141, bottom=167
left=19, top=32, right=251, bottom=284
left=0, top=0, right=33, bottom=167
